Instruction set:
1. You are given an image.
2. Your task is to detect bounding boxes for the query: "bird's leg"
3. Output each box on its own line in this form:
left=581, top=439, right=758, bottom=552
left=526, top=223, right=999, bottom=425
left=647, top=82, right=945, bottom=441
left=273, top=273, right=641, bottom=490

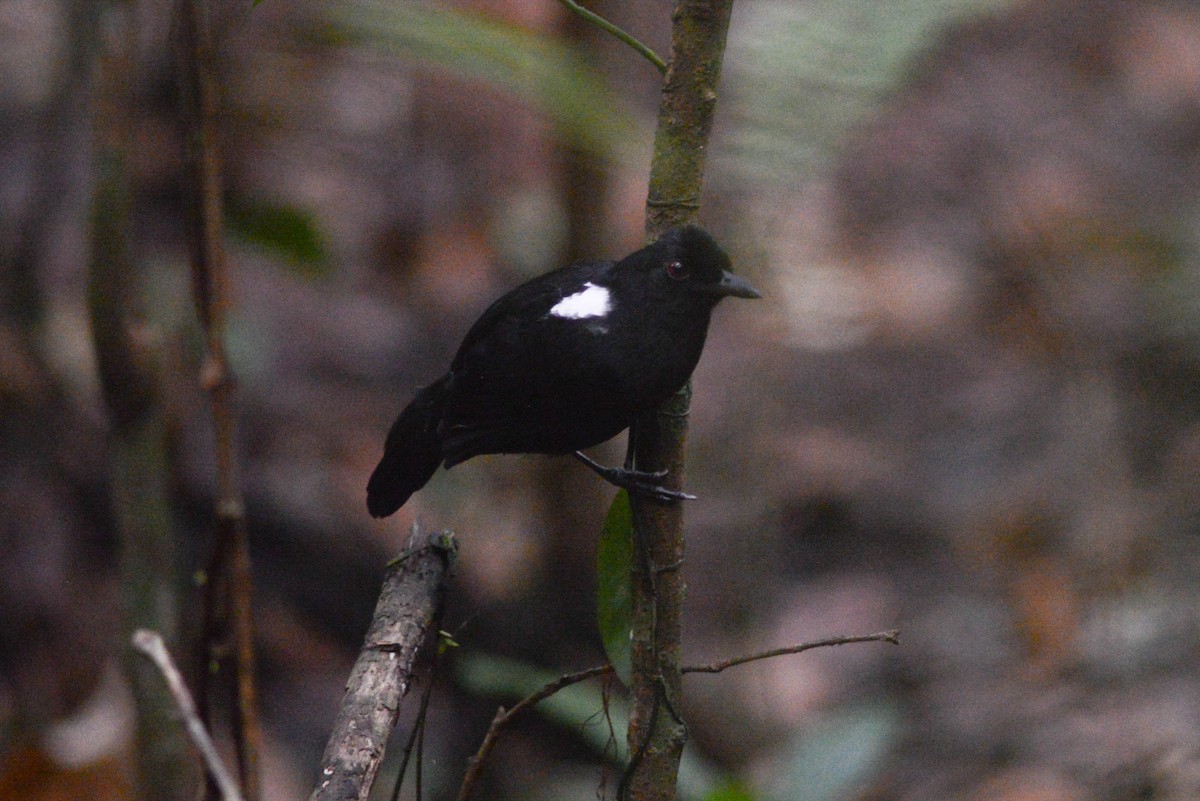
left=572, top=451, right=696, bottom=503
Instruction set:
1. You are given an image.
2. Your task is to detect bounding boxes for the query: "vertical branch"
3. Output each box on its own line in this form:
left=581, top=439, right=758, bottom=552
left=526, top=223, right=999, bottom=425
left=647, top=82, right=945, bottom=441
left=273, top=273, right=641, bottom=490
left=175, top=2, right=262, bottom=800
left=89, top=3, right=193, bottom=798
left=643, top=0, right=734, bottom=237
left=628, top=1, right=735, bottom=799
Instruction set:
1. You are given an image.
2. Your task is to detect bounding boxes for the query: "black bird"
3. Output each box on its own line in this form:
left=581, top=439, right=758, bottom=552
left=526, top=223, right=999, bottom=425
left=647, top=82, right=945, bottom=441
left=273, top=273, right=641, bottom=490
left=367, top=224, right=760, bottom=518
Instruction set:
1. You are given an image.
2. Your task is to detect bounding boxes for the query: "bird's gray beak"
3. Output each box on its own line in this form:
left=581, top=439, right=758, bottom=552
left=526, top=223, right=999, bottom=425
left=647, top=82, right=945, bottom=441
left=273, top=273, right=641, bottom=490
left=713, top=270, right=762, bottom=299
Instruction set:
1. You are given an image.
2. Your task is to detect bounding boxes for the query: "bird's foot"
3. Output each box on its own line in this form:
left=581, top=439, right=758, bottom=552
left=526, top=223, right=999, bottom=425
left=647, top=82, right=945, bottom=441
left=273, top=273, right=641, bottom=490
left=607, top=466, right=696, bottom=503
left=572, top=451, right=697, bottom=503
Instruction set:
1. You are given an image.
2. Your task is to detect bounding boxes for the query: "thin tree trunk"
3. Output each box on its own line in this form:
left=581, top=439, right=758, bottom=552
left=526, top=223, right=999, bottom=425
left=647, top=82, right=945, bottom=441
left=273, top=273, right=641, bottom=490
left=626, top=1, right=735, bottom=799
left=89, top=2, right=192, bottom=798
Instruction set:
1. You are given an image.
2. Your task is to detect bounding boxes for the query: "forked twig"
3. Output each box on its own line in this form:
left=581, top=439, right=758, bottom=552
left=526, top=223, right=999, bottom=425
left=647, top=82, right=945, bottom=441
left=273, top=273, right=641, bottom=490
left=455, top=629, right=899, bottom=800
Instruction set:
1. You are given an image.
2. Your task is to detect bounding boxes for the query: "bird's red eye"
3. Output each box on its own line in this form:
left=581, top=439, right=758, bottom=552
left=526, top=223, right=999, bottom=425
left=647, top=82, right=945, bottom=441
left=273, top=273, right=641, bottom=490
left=666, top=260, right=689, bottom=280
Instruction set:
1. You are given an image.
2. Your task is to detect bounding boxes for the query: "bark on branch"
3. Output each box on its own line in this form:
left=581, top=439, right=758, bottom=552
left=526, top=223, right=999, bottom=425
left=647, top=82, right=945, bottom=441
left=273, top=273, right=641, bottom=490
left=309, top=535, right=457, bottom=801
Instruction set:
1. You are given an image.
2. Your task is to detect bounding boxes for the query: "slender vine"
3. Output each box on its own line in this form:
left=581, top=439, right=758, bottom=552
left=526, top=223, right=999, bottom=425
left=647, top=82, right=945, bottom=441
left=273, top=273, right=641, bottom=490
left=175, top=2, right=263, bottom=798
left=555, top=0, right=667, bottom=74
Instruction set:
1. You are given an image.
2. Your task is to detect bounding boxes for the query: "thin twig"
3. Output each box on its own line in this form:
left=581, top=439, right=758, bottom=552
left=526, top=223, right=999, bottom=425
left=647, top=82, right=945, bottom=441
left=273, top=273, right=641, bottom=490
left=555, top=0, right=666, bottom=74
left=415, top=682, right=428, bottom=801
left=456, top=665, right=613, bottom=801
left=389, top=632, right=443, bottom=801
left=683, top=630, right=901, bottom=674
left=131, top=630, right=245, bottom=801
left=455, top=629, right=896, bottom=800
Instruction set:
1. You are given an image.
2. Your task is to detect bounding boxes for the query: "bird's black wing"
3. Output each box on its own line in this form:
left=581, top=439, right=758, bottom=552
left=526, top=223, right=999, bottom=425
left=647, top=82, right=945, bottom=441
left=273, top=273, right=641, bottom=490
left=440, top=260, right=628, bottom=461
left=449, top=260, right=612, bottom=370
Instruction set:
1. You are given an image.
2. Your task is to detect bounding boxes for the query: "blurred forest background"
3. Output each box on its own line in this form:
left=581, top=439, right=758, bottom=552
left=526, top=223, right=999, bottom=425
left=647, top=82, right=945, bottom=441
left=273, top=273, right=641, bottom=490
left=5, top=0, right=1200, bottom=799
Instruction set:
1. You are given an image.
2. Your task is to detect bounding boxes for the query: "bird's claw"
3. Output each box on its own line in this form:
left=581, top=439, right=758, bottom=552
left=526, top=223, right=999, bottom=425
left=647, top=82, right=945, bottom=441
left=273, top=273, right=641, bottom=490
left=633, top=483, right=698, bottom=504
left=601, top=466, right=696, bottom=504
left=619, top=466, right=668, bottom=482
left=572, top=451, right=696, bottom=503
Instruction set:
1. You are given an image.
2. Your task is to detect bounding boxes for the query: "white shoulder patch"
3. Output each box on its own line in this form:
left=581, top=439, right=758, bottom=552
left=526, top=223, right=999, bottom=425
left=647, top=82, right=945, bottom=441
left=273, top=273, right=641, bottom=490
left=549, top=282, right=612, bottom=319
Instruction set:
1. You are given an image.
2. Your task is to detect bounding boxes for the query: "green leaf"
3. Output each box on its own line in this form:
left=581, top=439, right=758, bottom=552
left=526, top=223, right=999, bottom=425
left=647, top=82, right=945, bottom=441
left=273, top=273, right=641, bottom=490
left=597, top=489, right=633, bottom=687
left=703, top=779, right=760, bottom=801
left=332, top=1, right=638, bottom=159
left=225, top=196, right=329, bottom=278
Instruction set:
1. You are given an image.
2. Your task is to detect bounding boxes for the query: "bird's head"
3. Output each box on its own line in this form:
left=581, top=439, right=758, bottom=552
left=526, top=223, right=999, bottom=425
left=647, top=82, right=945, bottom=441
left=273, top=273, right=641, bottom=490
left=630, top=225, right=761, bottom=305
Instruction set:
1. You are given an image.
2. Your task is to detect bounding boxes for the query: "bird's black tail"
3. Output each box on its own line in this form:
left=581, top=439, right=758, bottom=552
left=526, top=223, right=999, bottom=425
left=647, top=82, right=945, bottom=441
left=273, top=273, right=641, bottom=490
left=367, top=377, right=448, bottom=517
